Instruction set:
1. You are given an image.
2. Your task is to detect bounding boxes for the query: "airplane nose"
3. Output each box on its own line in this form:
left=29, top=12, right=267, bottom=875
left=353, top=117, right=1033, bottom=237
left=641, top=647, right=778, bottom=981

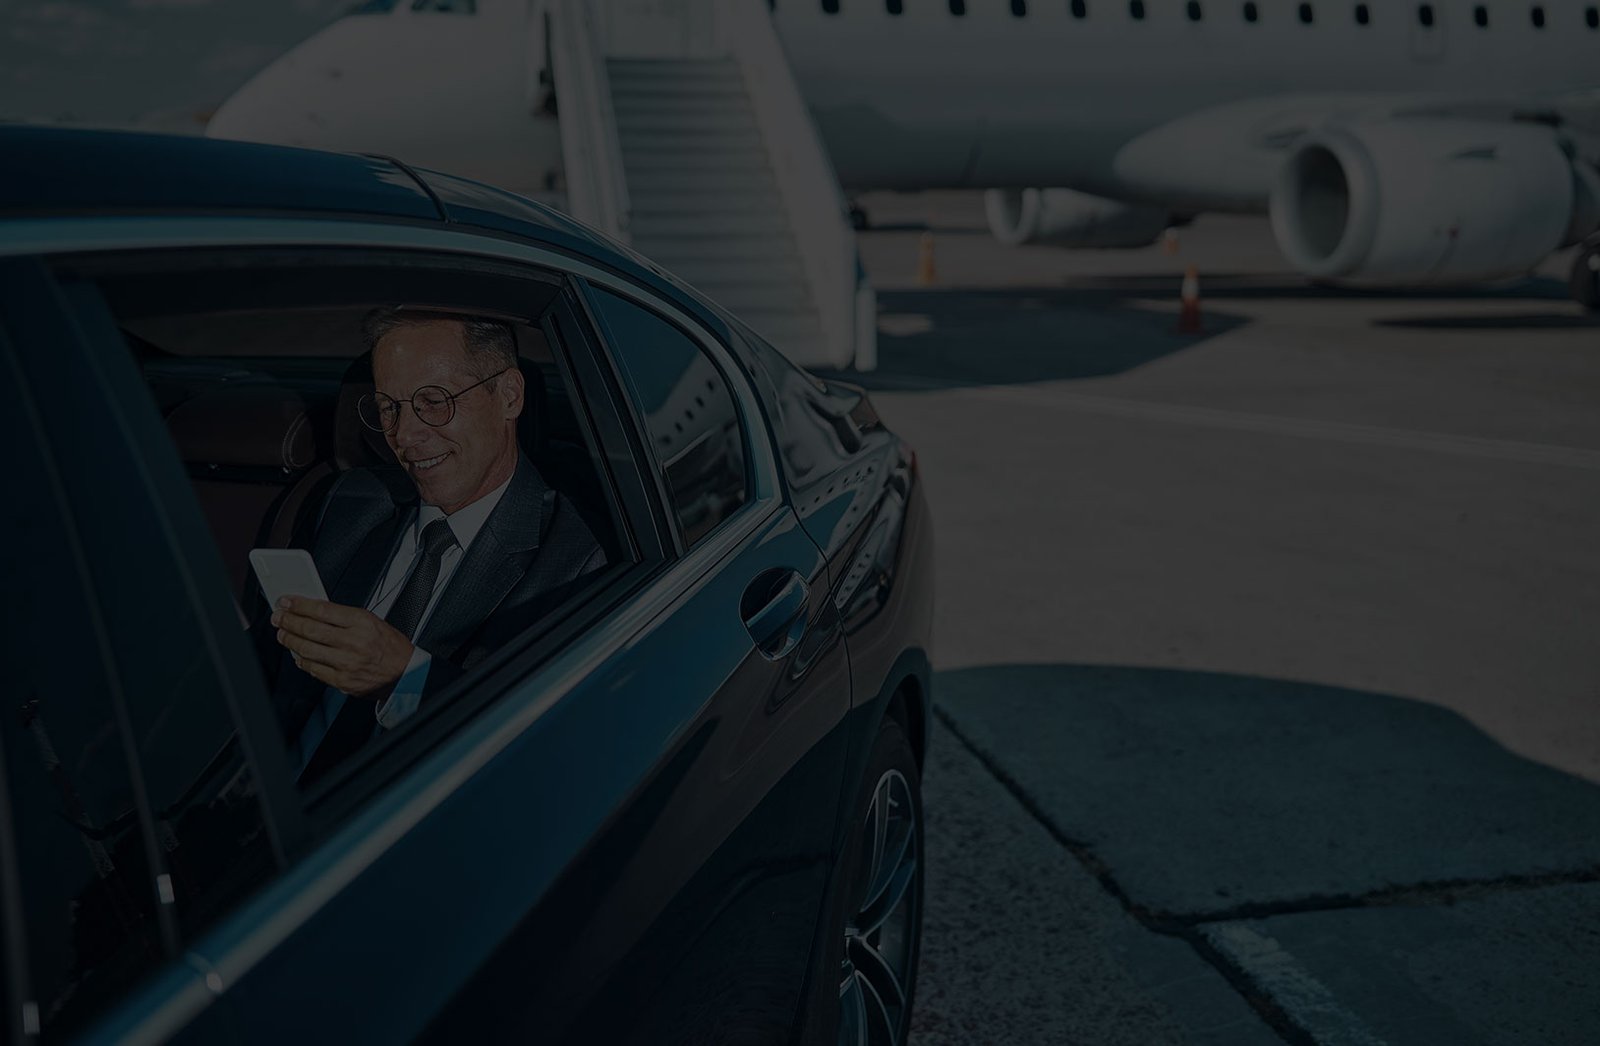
left=204, top=9, right=563, bottom=196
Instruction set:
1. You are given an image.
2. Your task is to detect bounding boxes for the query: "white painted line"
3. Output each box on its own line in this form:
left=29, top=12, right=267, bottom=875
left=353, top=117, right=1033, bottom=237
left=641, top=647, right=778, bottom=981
left=1208, top=923, right=1389, bottom=1046
left=943, top=385, right=1600, bottom=472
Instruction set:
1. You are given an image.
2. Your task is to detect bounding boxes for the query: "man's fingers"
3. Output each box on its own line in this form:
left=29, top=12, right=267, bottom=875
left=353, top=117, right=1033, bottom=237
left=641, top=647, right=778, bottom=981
left=278, top=630, right=350, bottom=669
left=274, top=611, right=343, bottom=646
left=277, top=597, right=365, bottom=627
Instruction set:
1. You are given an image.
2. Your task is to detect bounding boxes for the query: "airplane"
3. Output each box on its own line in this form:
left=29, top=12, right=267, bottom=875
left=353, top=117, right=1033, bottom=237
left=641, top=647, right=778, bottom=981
left=208, top=0, right=1600, bottom=310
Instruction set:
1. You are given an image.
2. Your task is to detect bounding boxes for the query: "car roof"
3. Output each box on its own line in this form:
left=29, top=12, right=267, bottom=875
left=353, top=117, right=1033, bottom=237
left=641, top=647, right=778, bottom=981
left=0, top=125, right=723, bottom=331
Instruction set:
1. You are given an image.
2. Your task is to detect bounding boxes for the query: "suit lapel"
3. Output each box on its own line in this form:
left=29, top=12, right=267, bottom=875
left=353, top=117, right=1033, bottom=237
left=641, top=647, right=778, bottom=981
left=416, top=455, right=548, bottom=663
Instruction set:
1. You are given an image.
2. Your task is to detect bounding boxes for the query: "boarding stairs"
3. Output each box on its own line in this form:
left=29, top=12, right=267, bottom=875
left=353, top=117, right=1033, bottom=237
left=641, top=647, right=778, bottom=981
left=536, top=0, right=873, bottom=371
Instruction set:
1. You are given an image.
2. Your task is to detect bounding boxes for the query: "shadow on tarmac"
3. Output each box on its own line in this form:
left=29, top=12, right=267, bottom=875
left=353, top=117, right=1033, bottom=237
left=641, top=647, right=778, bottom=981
left=1377, top=312, right=1600, bottom=330
left=934, top=663, right=1600, bottom=922
left=1052, top=273, right=1575, bottom=302
left=821, top=288, right=1248, bottom=391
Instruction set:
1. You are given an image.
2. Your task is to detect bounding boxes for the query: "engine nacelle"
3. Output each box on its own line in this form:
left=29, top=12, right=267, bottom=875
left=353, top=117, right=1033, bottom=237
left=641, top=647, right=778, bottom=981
left=1269, top=120, right=1588, bottom=284
left=985, top=188, right=1172, bottom=249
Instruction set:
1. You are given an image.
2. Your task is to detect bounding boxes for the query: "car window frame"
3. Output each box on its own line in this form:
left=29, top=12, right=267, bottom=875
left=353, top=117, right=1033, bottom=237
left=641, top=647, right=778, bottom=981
left=570, top=275, right=762, bottom=557
left=45, top=243, right=680, bottom=831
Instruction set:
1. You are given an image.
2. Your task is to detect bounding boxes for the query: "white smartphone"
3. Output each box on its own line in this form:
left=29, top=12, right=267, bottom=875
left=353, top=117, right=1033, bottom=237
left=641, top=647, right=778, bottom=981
left=249, top=548, right=329, bottom=608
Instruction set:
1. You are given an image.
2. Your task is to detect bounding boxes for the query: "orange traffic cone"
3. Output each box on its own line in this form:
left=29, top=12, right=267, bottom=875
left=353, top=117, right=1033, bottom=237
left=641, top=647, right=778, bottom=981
left=1178, top=265, right=1202, bottom=333
left=916, top=232, right=938, bottom=286
left=1162, top=228, right=1180, bottom=256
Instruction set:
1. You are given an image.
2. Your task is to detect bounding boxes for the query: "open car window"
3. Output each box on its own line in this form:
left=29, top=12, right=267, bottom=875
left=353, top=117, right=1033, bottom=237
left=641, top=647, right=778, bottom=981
left=53, top=249, right=648, bottom=815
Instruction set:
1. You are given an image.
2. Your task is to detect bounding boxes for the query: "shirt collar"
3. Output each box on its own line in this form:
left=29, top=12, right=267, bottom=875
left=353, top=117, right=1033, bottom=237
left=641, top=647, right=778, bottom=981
left=415, top=471, right=514, bottom=552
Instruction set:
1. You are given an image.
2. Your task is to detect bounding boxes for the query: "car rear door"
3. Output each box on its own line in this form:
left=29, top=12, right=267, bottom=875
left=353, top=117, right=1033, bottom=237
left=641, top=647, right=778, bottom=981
left=422, top=278, right=855, bottom=1043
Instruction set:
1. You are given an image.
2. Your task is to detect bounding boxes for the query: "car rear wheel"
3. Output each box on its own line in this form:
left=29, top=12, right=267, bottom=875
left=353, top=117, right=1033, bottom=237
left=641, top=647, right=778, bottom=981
left=836, top=715, right=923, bottom=1046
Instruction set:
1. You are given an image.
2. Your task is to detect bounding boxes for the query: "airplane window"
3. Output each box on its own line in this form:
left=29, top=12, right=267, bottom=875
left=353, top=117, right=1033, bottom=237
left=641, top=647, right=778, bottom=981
left=1587, top=5, right=1599, bottom=28
left=1530, top=4, right=1545, bottom=27
left=1243, top=1, right=1259, bottom=23
left=887, top=0, right=903, bottom=14
left=1187, top=0, right=1203, bottom=20
left=1355, top=3, right=1370, bottom=25
left=822, top=0, right=839, bottom=13
left=1298, top=2, right=1314, bottom=23
left=1011, top=0, right=1027, bottom=16
left=1130, top=0, right=1145, bottom=20
left=1072, top=0, right=1088, bottom=18
left=410, top=0, right=476, bottom=11
left=948, top=0, right=966, bottom=15
left=1473, top=4, right=1488, bottom=26
left=1417, top=3, right=1434, bottom=27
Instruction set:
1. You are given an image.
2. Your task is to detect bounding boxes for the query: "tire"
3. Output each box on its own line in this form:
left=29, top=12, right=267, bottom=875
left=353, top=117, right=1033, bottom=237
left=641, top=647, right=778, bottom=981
left=810, top=713, right=925, bottom=1046
left=1571, top=242, right=1600, bottom=313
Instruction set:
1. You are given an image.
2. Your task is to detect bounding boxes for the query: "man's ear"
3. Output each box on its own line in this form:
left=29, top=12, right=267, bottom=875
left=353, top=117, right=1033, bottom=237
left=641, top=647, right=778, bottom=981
left=502, top=367, right=526, bottom=419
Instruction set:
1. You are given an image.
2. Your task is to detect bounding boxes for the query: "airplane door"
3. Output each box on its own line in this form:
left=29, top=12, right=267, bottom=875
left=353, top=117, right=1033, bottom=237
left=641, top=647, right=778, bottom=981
left=1409, top=4, right=1447, bottom=62
left=603, top=0, right=716, bottom=58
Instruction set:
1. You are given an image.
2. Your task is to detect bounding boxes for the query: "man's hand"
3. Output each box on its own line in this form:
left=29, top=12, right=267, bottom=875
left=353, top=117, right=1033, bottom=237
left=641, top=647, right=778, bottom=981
left=271, top=597, right=414, bottom=697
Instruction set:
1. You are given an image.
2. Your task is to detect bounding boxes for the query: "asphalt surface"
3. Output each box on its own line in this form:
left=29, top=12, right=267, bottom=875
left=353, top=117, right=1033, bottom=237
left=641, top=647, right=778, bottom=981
left=840, top=194, right=1600, bottom=1045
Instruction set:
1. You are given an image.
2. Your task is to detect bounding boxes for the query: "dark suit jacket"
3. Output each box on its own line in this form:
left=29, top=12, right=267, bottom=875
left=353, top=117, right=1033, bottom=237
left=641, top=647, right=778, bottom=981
left=272, top=453, right=606, bottom=744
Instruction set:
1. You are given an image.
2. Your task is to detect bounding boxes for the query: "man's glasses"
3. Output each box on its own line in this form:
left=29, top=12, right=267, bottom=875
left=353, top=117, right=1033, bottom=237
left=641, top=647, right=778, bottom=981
left=358, top=368, right=510, bottom=433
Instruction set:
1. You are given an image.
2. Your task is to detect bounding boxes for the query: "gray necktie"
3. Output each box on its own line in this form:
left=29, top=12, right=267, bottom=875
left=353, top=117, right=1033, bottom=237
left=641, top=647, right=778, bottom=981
left=385, top=518, right=457, bottom=640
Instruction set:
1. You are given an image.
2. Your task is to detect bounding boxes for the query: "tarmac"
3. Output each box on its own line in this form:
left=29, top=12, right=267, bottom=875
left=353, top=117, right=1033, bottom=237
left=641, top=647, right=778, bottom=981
left=839, top=193, right=1600, bottom=1045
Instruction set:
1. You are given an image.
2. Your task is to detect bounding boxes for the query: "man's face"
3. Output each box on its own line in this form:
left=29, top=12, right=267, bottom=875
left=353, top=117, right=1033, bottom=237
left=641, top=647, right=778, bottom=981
left=372, top=320, right=524, bottom=515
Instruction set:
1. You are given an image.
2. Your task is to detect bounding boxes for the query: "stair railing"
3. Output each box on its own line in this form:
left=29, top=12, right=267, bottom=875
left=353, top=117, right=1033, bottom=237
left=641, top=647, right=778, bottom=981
left=715, top=0, right=863, bottom=370
left=540, top=0, right=631, bottom=243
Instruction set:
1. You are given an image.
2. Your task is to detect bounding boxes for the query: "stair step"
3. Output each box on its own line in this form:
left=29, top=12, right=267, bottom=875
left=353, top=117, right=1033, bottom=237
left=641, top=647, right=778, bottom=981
left=613, top=97, right=754, bottom=118
left=607, top=70, right=744, bottom=90
left=616, top=112, right=759, bottom=135
left=634, top=234, right=802, bottom=260
left=617, top=144, right=768, bottom=164
left=630, top=212, right=792, bottom=237
left=619, top=127, right=765, bottom=149
left=627, top=169, right=784, bottom=192
left=609, top=58, right=743, bottom=79
left=630, top=189, right=784, bottom=212
left=609, top=86, right=748, bottom=106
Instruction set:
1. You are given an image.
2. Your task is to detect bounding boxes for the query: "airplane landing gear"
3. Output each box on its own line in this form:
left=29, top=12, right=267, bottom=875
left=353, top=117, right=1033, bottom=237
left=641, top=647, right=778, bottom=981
left=1572, top=239, right=1600, bottom=312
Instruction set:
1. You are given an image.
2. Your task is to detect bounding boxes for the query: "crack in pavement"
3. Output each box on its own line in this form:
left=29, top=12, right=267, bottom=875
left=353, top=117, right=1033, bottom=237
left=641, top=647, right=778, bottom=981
left=932, top=703, right=1600, bottom=1045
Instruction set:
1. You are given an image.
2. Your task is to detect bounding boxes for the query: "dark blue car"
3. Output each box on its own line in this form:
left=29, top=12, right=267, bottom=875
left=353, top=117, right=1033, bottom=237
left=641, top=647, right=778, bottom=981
left=0, top=127, right=933, bottom=1045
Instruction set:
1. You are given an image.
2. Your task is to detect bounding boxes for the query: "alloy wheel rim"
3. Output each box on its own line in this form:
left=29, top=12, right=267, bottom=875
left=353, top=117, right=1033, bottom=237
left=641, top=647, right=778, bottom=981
left=837, top=768, right=918, bottom=1046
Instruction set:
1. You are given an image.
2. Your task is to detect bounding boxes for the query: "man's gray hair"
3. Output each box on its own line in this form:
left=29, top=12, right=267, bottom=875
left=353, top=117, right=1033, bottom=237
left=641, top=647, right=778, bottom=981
left=361, top=307, right=518, bottom=382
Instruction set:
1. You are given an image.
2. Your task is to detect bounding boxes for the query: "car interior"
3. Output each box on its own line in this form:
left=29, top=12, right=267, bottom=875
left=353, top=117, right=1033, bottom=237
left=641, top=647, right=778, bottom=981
left=72, top=255, right=633, bottom=764
left=124, top=308, right=619, bottom=607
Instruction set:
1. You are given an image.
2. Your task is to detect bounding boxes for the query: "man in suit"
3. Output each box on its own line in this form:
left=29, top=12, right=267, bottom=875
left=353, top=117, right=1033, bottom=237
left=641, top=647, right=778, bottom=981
left=269, top=309, right=605, bottom=785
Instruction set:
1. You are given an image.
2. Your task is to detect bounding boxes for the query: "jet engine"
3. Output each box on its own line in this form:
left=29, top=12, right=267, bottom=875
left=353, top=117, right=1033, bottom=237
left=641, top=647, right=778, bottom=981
left=1269, top=120, right=1600, bottom=284
left=984, top=188, right=1173, bottom=248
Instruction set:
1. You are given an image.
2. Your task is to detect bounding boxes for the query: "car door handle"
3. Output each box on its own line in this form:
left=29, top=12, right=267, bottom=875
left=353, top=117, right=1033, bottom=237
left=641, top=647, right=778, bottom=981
left=741, top=569, right=810, bottom=661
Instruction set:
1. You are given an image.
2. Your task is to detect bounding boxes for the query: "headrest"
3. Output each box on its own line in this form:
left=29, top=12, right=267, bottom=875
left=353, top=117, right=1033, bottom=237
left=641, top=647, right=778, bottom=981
left=335, top=353, right=548, bottom=470
left=167, top=384, right=318, bottom=471
left=335, top=353, right=395, bottom=470
left=517, top=359, right=548, bottom=462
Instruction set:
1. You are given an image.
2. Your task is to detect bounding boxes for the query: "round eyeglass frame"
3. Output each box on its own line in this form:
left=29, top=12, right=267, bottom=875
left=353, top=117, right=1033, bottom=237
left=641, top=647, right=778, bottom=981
left=358, top=367, right=511, bottom=433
